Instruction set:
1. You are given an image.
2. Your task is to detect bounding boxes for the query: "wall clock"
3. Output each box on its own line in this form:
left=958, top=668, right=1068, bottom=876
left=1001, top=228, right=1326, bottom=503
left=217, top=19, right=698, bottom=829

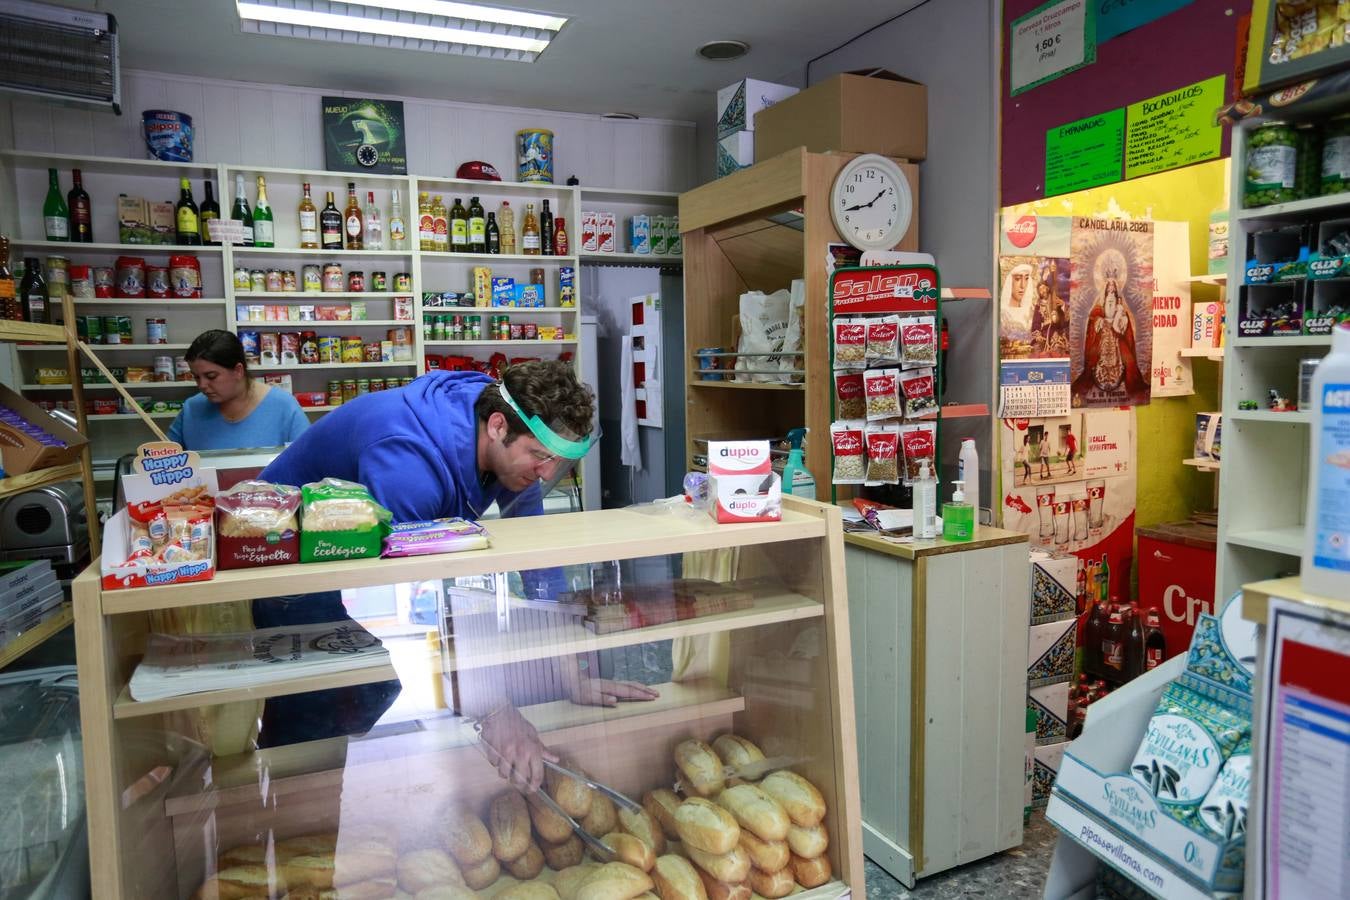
left=830, top=153, right=913, bottom=251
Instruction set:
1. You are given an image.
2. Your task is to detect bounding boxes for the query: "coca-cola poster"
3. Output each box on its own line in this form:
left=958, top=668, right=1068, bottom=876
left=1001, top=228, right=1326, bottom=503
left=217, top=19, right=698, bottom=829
left=1068, top=217, right=1154, bottom=408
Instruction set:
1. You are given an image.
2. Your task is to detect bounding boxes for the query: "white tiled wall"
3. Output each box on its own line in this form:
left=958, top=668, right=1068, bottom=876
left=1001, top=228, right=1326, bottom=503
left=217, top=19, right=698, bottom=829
left=4, top=69, right=699, bottom=192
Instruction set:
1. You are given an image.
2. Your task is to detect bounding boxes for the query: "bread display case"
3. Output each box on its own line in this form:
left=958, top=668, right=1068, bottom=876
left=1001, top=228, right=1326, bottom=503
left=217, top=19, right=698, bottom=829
left=72, top=495, right=861, bottom=900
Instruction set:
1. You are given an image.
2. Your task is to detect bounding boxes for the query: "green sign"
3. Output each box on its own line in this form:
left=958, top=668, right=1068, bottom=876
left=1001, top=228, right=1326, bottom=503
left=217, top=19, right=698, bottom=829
left=1045, top=108, right=1125, bottom=196
left=1124, top=75, right=1225, bottom=179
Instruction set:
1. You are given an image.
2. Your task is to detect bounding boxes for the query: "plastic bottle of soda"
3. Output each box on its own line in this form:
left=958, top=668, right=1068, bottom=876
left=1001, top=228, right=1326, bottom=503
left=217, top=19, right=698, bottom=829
left=1124, top=603, right=1145, bottom=681
left=1102, top=602, right=1127, bottom=683
left=1143, top=608, right=1166, bottom=671
left=1083, top=596, right=1111, bottom=678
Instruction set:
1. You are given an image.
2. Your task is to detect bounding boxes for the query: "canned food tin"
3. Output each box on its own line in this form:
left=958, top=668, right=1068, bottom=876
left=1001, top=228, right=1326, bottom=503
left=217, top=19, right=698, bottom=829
left=146, top=266, right=170, bottom=298
left=369, top=379, right=386, bottom=392
left=94, top=267, right=115, bottom=298
left=342, top=379, right=358, bottom=403
left=240, top=333, right=263, bottom=367
left=327, top=380, right=343, bottom=406
left=510, top=322, right=524, bottom=341
left=153, top=356, right=174, bottom=382
left=433, top=317, right=447, bottom=341
left=299, top=331, right=319, bottom=364
left=259, top=332, right=279, bottom=366
left=115, top=257, right=147, bottom=298
left=265, top=269, right=284, bottom=292
left=318, top=335, right=340, bottom=363
left=169, top=255, right=202, bottom=298
left=697, top=347, right=724, bottom=381
left=234, top=266, right=252, bottom=291
left=394, top=272, right=412, bottom=291
left=146, top=318, right=168, bottom=344
left=175, top=356, right=191, bottom=380
left=44, top=257, right=68, bottom=297
left=516, top=128, right=554, bottom=183
left=523, top=322, right=538, bottom=340
left=341, top=336, right=365, bottom=363
left=100, top=315, right=121, bottom=344
left=70, top=265, right=94, bottom=298
left=348, top=271, right=366, bottom=293
left=116, top=316, right=133, bottom=343
left=357, top=378, right=371, bottom=395
left=323, top=264, right=344, bottom=292
left=372, top=271, right=387, bottom=291
left=302, top=265, right=323, bottom=292
left=282, top=270, right=299, bottom=292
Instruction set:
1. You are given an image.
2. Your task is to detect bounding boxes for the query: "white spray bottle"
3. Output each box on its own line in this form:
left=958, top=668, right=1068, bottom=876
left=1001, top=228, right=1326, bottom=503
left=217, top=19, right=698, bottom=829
left=913, top=459, right=938, bottom=539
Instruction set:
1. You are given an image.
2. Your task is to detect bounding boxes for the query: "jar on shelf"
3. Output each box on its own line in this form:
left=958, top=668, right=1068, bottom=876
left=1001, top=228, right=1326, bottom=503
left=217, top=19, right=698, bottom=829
left=1245, top=121, right=1299, bottom=208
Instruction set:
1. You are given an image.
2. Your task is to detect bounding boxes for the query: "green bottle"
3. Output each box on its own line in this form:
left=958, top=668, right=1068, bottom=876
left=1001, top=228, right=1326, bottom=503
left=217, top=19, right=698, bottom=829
left=941, top=481, right=975, bottom=542
left=253, top=176, right=274, bottom=247
left=43, top=169, right=69, bottom=241
left=175, top=177, right=201, bottom=246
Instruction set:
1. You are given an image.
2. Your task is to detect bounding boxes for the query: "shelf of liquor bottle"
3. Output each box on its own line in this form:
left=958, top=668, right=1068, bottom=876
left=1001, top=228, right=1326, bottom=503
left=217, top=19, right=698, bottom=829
left=253, top=362, right=417, bottom=372
left=16, top=343, right=190, bottom=352
left=9, top=240, right=224, bottom=254
left=0, top=321, right=67, bottom=343
left=219, top=165, right=413, bottom=184
left=413, top=175, right=577, bottom=196
left=1225, top=524, right=1303, bottom=556
left=419, top=251, right=578, bottom=263
left=0, top=149, right=219, bottom=178
left=233, top=320, right=414, bottom=328
left=71, top=297, right=229, bottom=307
left=228, top=247, right=412, bottom=258
left=233, top=292, right=413, bottom=299
left=22, top=382, right=195, bottom=391
left=424, top=340, right=577, bottom=348
left=580, top=252, right=682, bottom=264
left=422, top=307, right=578, bottom=315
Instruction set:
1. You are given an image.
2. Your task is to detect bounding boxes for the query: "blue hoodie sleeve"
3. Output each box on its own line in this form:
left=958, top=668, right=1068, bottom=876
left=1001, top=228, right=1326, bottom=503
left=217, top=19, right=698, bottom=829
left=358, top=436, right=463, bottom=522
left=503, top=482, right=567, bottom=601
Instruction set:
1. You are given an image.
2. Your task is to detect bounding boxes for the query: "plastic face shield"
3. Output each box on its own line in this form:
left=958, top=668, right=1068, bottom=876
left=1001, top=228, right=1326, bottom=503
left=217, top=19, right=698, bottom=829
left=496, top=382, right=599, bottom=515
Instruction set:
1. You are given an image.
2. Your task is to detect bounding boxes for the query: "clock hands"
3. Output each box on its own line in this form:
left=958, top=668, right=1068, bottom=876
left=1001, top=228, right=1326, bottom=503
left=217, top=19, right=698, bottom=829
left=843, top=189, right=887, bottom=212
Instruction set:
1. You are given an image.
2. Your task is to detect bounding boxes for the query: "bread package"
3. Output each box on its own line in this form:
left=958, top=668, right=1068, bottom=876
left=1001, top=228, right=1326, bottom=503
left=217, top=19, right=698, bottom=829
left=496, top=883, right=561, bottom=900
left=618, top=807, right=667, bottom=855
left=547, top=759, right=595, bottom=819
left=576, top=862, right=654, bottom=900
left=673, top=798, right=740, bottom=855
left=300, top=478, right=391, bottom=562
left=737, top=832, right=789, bottom=873
left=673, top=740, right=725, bottom=797
left=599, top=832, right=655, bottom=872
left=439, top=802, right=493, bottom=866
left=543, top=834, right=586, bottom=870
left=692, top=867, right=750, bottom=900
left=581, top=793, right=619, bottom=838
left=650, top=854, right=707, bottom=900
left=555, top=863, right=601, bottom=900
left=785, top=823, right=828, bottom=859
left=507, top=843, right=546, bottom=880
left=758, top=771, right=826, bottom=827
left=748, top=866, right=795, bottom=899
left=215, top=480, right=300, bottom=569
left=490, top=791, right=533, bottom=862
left=790, top=853, right=831, bottom=888
left=397, top=848, right=463, bottom=894
left=461, top=854, right=501, bottom=890
left=714, top=785, right=789, bottom=842
left=685, top=845, right=750, bottom=885
left=642, top=790, right=682, bottom=841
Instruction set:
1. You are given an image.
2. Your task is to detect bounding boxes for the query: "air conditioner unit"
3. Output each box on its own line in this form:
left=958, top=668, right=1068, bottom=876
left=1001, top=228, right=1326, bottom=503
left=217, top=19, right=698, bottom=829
left=0, top=0, right=119, bottom=113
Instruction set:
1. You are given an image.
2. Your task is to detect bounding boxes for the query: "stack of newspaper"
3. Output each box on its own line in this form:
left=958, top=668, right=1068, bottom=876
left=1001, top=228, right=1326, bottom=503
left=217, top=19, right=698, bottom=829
left=128, top=619, right=392, bottom=702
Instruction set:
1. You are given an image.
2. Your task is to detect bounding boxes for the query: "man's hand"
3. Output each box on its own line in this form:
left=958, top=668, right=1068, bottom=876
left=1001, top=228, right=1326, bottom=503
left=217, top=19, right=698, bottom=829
left=479, top=704, right=557, bottom=792
left=568, top=677, right=660, bottom=708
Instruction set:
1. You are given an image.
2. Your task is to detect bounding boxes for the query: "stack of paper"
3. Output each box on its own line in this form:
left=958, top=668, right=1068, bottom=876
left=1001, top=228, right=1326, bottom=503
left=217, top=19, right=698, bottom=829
left=0, top=561, right=63, bottom=650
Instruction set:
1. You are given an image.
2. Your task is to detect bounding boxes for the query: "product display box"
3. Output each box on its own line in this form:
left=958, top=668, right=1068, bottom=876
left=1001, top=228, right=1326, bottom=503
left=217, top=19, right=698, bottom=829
left=706, top=440, right=782, bottom=524
left=717, top=130, right=755, bottom=178
left=1237, top=282, right=1303, bottom=337
left=1191, top=300, right=1224, bottom=349
left=1028, top=616, right=1075, bottom=687
left=1304, top=277, right=1350, bottom=334
left=0, top=383, right=89, bottom=475
left=1243, top=223, right=1308, bottom=284
left=754, top=69, right=927, bottom=163
left=1030, top=549, right=1077, bottom=625
left=716, top=78, right=798, bottom=138
left=1029, top=681, right=1070, bottom=746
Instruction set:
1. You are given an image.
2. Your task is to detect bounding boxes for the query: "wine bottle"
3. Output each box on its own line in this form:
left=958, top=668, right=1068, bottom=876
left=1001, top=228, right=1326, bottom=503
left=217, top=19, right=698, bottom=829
left=320, top=191, right=342, bottom=250
left=344, top=182, right=363, bottom=250
left=231, top=175, right=254, bottom=246
left=68, top=169, right=92, bottom=243
left=175, top=178, right=201, bottom=246
left=253, top=176, right=274, bottom=248
left=199, top=180, right=219, bottom=244
left=43, top=169, right=69, bottom=241
left=298, top=182, right=319, bottom=249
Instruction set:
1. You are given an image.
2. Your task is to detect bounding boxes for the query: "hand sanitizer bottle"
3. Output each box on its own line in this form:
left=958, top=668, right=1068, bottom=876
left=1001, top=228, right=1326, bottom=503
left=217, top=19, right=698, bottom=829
left=913, top=460, right=938, bottom=539
left=943, top=480, right=975, bottom=542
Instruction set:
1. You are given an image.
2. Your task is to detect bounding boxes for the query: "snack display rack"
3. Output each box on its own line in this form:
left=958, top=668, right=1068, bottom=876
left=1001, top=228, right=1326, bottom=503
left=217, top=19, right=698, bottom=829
left=72, top=495, right=863, bottom=900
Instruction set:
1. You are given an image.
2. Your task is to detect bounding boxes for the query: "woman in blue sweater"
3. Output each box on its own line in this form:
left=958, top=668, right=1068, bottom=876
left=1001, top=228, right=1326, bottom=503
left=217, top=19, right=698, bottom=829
left=167, top=330, right=309, bottom=450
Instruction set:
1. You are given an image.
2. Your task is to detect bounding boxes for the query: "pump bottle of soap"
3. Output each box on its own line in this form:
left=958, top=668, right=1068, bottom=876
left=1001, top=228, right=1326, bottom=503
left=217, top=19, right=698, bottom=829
left=942, top=480, right=975, bottom=542
left=913, top=460, right=938, bottom=539
left=781, top=427, right=815, bottom=500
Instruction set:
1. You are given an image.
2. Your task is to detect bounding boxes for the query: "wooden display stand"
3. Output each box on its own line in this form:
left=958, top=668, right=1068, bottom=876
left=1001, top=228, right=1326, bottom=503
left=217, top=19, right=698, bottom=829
left=678, top=148, right=919, bottom=491
left=73, top=496, right=863, bottom=900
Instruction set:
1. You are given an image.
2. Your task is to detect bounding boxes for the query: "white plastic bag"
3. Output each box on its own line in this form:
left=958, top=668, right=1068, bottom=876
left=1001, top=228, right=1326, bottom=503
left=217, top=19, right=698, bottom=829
left=777, top=278, right=806, bottom=382
left=736, top=289, right=790, bottom=383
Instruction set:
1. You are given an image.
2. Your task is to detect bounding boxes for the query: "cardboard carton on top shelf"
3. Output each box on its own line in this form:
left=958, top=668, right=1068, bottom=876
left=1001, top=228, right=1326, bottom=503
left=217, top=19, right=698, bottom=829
left=716, top=78, right=799, bottom=138
left=717, top=130, right=756, bottom=178
left=0, top=383, right=88, bottom=476
left=754, top=69, right=927, bottom=163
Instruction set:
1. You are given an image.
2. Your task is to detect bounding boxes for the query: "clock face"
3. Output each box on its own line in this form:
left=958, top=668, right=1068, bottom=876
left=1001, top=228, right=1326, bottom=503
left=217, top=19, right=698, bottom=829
left=832, top=155, right=912, bottom=251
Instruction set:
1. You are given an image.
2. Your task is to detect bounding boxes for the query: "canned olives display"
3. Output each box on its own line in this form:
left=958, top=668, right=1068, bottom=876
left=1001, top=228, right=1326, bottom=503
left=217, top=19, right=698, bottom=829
left=1245, top=121, right=1299, bottom=208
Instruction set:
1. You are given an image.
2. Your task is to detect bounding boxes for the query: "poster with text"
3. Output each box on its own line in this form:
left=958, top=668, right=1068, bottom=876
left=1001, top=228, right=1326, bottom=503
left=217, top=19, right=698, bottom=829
left=1069, top=218, right=1154, bottom=408
left=1150, top=220, right=1194, bottom=397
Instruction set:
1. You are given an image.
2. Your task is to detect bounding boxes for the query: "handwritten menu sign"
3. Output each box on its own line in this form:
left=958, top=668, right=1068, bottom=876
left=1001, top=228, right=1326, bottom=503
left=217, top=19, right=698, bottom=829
left=1125, top=75, right=1226, bottom=179
left=1045, top=108, right=1125, bottom=196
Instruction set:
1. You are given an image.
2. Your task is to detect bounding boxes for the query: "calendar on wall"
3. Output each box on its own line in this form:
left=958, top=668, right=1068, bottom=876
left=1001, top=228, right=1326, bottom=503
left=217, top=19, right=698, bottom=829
left=998, top=359, right=1070, bottom=418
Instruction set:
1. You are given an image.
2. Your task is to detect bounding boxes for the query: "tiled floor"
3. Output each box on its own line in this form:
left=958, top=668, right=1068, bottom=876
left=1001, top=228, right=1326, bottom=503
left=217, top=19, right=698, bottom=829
left=864, top=812, right=1059, bottom=899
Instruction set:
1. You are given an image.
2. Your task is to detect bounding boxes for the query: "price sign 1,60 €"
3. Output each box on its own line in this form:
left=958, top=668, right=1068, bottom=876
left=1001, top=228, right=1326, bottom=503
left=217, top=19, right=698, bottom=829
left=1009, top=0, right=1097, bottom=96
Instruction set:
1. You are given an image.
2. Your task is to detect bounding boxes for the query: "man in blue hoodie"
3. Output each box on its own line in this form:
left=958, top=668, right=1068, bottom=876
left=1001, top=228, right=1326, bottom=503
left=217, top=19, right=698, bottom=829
left=256, top=361, right=654, bottom=790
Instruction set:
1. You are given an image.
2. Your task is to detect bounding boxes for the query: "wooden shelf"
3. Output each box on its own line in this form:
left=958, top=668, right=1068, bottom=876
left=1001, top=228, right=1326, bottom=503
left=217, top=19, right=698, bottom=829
left=940, top=287, right=992, bottom=300
left=580, top=252, right=682, bottom=264
left=0, top=462, right=86, bottom=500
left=688, top=379, right=806, bottom=391
left=0, top=604, right=73, bottom=670
left=1226, top=525, right=1303, bottom=556
left=0, top=320, right=67, bottom=343
left=1179, top=346, right=1224, bottom=359
left=1241, top=576, right=1350, bottom=625
left=1182, top=457, right=1220, bottom=471
left=1183, top=273, right=1228, bottom=284
left=939, top=403, right=989, bottom=419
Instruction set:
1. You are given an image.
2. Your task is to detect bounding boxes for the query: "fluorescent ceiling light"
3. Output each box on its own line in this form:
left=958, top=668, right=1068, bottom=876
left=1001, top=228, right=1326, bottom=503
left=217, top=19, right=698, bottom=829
left=357, top=1, right=565, bottom=31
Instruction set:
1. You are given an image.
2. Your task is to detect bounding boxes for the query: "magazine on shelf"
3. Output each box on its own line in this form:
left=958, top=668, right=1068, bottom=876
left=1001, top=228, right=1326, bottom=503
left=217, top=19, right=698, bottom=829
left=128, top=619, right=391, bottom=702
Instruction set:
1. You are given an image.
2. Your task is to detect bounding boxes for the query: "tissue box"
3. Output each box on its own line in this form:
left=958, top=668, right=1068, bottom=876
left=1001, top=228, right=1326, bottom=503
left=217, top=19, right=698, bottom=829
left=1028, top=617, right=1076, bottom=687
left=717, top=131, right=755, bottom=178
left=1030, top=549, right=1077, bottom=624
left=716, top=78, right=798, bottom=138
left=1029, top=681, right=1070, bottom=745
left=707, top=440, right=781, bottom=524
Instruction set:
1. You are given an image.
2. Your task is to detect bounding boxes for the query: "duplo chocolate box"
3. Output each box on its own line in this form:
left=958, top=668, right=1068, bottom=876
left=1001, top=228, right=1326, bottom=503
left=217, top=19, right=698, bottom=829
left=707, top=440, right=781, bottom=524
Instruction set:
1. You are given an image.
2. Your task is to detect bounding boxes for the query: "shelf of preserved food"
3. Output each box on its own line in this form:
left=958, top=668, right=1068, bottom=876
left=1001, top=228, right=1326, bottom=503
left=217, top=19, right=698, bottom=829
left=235, top=319, right=411, bottom=327
left=688, top=380, right=806, bottom=391
left=0, top=462, right=85, bottom=501
left=230, top=247, right=412, bottom=258
left=23, top=382, right=193, bottom=391
left=9, top=239, right=223, bottom=253
left=424, top=339, right=577, bottom=348
left=423, top=306, right=577, bottom=315
left=253, top=361, right=416, bottom=372
left=0, top=320, right=66, bottom=342
left=0, top=604, right=73, bottom=670
left=72, top=298, right=228, bottom=307
left=420, top=251, right=578, bottom=263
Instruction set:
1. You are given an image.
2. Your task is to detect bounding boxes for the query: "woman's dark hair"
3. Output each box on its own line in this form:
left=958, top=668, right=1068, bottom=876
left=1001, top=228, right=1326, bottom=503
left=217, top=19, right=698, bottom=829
left=475, top=360, right=595, bottom=446
left=185, top=330, right=250, bottom=382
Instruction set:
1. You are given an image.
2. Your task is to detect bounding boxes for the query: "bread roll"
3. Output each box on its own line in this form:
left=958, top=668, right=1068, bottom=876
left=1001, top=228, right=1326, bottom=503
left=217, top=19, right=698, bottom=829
left=334, top=841, right=397, bottom=886
left=529, top=793, right=576, bottom=845
left=554, top=863, right=601, bottom=900
left=790, top=854, right=831, bottom=888
left=737, top=833, right=789, bottom=873
left=618, top=807, right=667, bottom=855
left=714, top=785, right=789, bottom=842
left=490, top=791, right=533, bottom=862
left=284, top=855, right=337, bottom=890
left=192, top=865, right=280, bottom=900
left=397, top=848, right=463, bottom=894
left=785, top=824, right=828, bottom=859
left=599, top=833, right=655, bottom=873
left=462, top=855, right=501, bottom=891
left=576, top=862, right=654, bottom=900
left=543, top=834, right=586, bottom=870
left=758, top=772, right=825, bottom=828
left=692, top=868, right=749, bottom=900
left=685, top=845, right=749, bottom=885
left=711, top=736, right=764, bottom=783
left=674, top=741, right=724, bottom=797
left=642, top=790, right=682, bottom=841
left=440, top=803, right=493, bottom=867
left=673, top=799, right=740, bottom=855
left=218, top=844, right=270, bottom=869
left=278, top=834, right=340, bottom=860
left=748, top=867, right=794, bottom=899
left=507, top=843, right=546, bottom=880
left=581, top=793, right=618, bottom=838
left=650, top=855, right=707, bottom=900
left=414, top=887, right=478, bottom=900
left=547, top=761, right=595, bottom=819
left=495, top=883, right=561, bottom=900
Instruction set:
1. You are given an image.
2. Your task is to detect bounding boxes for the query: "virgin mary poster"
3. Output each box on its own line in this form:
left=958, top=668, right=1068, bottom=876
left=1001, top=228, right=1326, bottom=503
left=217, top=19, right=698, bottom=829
left=1068, top=218, right=1154, bottom=408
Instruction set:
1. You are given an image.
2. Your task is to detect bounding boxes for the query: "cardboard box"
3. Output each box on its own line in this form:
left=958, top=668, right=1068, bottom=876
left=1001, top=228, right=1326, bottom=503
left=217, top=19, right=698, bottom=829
left=1029, top=681, right=1070, bottom=745
left=0, top=383, right=89, bottom=475
left=716, top=78, right=798, bottom=138
left=1030, top=549, right=1077, bottom=625
left=1191, top=300, right=1223, bottom=348
left=707, top=440, right=781, bottom=524
left=1032, top=740, right=1068, bottom=807
left=717, top=131, right=755, bottom=178
left=754, top=69, right=927, bottom=163
left=1028, top=617, right=1075, bottom=687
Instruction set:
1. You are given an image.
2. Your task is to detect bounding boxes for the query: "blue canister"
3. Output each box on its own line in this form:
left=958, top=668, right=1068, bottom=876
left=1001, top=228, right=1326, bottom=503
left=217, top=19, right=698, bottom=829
left=143, top=110, right=194, bottom=162
left=517, top=128, right=554, bottom=183
left=697, top=347, right=724, bottom=381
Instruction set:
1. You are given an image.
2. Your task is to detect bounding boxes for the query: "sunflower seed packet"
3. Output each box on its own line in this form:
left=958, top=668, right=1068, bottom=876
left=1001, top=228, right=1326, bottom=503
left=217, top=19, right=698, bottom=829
left=1129, top=679, right=1248, bottom=820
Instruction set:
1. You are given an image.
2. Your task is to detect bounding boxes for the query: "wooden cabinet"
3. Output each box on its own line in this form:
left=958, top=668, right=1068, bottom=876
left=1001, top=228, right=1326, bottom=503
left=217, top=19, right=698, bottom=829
left=73, top=495, right=862, bottom=899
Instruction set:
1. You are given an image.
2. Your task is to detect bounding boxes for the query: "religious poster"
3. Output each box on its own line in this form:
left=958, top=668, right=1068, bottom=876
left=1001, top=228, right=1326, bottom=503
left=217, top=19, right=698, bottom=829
left=1068, top=217, right=1154, bottom=408
left=1150, top=220, right=1195, bottom=397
